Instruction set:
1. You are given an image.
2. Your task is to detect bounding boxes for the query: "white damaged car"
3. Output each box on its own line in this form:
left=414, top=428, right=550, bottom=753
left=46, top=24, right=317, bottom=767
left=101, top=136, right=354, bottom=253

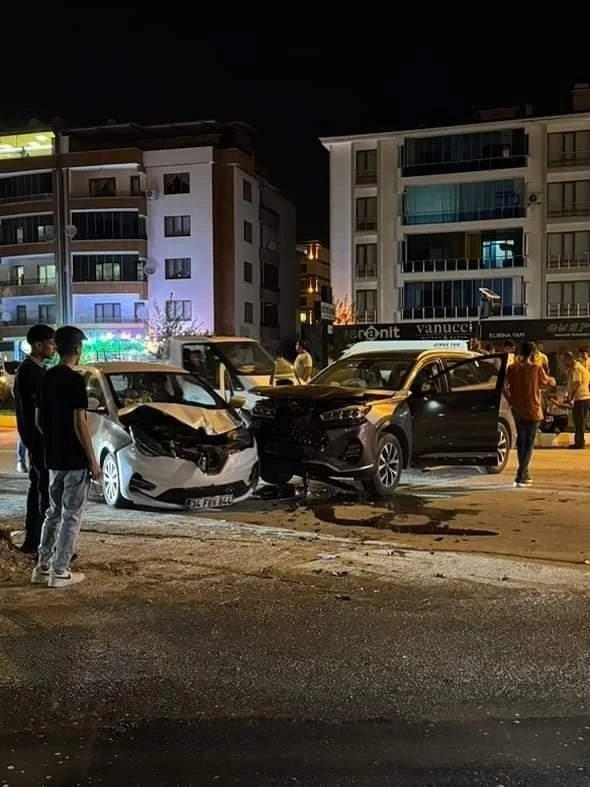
left=78, top=362, right=259, bottom=510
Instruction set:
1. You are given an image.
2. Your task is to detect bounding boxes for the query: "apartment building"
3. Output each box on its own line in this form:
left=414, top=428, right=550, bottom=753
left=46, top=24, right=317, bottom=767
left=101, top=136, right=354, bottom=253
left=0, top=121, right=297, bottom=358
left=296, top=240, right=331, bottom=325
left=321, top=84, right=590, bottom=334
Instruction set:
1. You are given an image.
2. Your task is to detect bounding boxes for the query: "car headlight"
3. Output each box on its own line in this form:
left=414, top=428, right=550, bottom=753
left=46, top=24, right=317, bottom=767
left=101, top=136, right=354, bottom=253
left=320, top=404, right=371, bottom=427
left=252, top=401, right=278, bottom=420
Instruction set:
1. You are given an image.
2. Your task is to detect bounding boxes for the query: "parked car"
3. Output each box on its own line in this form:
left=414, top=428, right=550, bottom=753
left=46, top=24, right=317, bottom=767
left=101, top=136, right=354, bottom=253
left=78, top=362, right=259, bottom=509
left=251, top=350, right=511, bottom=496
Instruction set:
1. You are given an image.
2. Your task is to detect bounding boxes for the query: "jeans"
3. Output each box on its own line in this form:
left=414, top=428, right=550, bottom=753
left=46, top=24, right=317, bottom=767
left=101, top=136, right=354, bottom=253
left=572, top=400, right=589, bottom=448
left=16, top=439, right=27, bottom=465
left=22, top=445, right=49, bottom=552
left=514, top=417, right=540, bottom=483
left=37, top=469, right=90, bottom=573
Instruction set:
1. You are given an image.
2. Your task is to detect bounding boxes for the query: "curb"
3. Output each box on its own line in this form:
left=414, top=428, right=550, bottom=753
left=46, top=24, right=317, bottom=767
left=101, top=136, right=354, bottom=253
left=535, top=432, right=587, bottom=448
left=0, top=415, right=16, bottom=428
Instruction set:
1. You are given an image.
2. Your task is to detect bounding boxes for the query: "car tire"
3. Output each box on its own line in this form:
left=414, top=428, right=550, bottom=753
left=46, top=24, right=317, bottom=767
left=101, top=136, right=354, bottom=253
left=363, top=433, right=403, bottom=498
left=101, top=452, right=127, bottom=508
left=486, top=421, right=510, bottom=475
left=259, top=460, right=293, bottom=486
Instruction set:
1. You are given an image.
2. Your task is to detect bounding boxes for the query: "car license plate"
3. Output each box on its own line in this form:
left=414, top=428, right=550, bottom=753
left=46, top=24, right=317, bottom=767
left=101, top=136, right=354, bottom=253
left=186, top=495, right=234, bottom=510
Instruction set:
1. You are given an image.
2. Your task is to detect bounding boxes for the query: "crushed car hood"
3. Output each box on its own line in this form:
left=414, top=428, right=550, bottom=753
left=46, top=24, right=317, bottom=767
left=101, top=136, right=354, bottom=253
left=118, top=402, right=240, bottom=435
left=252, top=384, right=409, bottom=404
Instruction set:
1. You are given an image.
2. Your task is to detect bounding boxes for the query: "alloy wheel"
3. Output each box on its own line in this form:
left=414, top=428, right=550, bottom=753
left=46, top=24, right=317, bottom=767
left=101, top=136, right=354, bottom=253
left=497, top=426, right=508, bottom=467
left=102, top=454, right=119, bottom=507
left=377, top=441, right=401, bottom=489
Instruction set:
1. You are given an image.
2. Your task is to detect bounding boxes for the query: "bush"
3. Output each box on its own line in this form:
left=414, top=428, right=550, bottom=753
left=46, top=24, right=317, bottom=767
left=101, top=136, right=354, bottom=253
left=0, top=375, right=15, bottom=410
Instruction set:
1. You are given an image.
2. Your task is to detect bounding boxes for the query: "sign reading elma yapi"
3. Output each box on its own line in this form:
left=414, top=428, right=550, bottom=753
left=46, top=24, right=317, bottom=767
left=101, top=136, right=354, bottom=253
left=333, top=321, right=475, bottom=345
left=482, top=319, right=590, bottom=342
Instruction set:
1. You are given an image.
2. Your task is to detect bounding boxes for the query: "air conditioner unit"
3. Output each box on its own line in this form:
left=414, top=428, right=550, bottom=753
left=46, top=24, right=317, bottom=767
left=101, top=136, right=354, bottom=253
left=528, top=192, right=543, bottom=206
left=146, top=189, right=158, bottom=200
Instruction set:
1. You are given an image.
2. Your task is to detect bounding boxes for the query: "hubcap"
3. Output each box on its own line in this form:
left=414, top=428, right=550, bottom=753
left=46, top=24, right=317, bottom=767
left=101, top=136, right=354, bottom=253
left=497, top=427, right=508, bottom=466
left=102, top=455, right=119, bottom=505
left=377, top=442, right=400, bottom=489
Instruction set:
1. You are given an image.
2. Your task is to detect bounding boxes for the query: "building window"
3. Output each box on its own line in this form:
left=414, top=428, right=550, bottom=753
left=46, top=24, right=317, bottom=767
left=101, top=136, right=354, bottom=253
left=243, top=261, right=253, bottom=283
left=547, top=181, right=590, bottom=218
left=165, top=258, right=191, bottom=279
left=166, top=299, right=192, bottom=321
left=243, top=179, right=252, bottom=202
left=243, top=220, right=253, bottom=243
left=355, top=289, right=377, bottom=322
left=355, top=149, right=377, bottom=184
left=37, top=264, right=56, bottom=284
left=130, top=175, right=142, bottom=195
left=548, top=131, right=590, bottom=167
left=0, top=172, right=53, bottom=203
left=402, top=278, right=522, bottom=319
left=355, top=244, right=377, bottom=278
left=261, top=302, right=278, bottom=328
left=163, top=173, right=190, bottom=195
left=72, top=254, right=143, bottom=282
left=164, top=215, right=191, bottom=237
left=262, top=263, right=279, bottom=291
left=355, top=197, right=377, bottom=232
left=38, top=304, right=56, bottom=323
left=403, top=179, right=525, bottom=225
left=88, top=177, right=116, bottom=197
left=73, top=211, right=145, bottom=240
left=16, top=305, right=26, bottom=324
left=244, top=301, right=253, bottom=323
left=0, top=214, right=54, bottom=245
left=95, top=303, right=121, bottom=322
left=547, top=281, right=590, bottom=317
left=96, top=261, right=120, bottom=281
left=547, top=231, right=590, bottom=269
left=134, top=302, right=146, bottom=321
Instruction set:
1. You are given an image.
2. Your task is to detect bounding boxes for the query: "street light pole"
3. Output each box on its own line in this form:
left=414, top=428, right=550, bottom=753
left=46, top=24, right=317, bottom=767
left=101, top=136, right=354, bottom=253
left=53, top=131, right=73, bottom=325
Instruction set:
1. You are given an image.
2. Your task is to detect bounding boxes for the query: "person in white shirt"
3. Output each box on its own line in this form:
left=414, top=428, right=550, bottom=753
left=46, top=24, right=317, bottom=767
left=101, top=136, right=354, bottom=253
left=294, top=341, right=313, bottom=384
left=503, top=339, right=516, bottom=367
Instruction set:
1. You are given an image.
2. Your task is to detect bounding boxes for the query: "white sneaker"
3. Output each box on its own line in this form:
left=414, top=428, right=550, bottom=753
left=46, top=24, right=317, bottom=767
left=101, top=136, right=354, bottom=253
left=31, top=565, right=50, bottom=584
left=48, top=570, right=85, bottom=588
left=16, top=461, right=27, bottom=474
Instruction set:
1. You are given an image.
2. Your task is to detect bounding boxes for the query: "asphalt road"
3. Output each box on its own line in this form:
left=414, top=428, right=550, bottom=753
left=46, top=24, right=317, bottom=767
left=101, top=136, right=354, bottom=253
left=1, top=569, right=589, bottom=785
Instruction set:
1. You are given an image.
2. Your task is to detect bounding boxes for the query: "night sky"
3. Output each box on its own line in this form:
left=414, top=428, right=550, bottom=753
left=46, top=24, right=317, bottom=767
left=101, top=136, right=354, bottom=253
left=1, top=19, right=586, bottom=242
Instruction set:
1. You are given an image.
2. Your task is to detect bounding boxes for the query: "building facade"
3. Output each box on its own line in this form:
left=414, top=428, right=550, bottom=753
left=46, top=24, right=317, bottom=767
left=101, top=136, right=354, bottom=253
left=322, top=85, right=590, bottom=328
left=0, top=121, right=298, bottom=358
left=297, top=240, right=331, bottom=325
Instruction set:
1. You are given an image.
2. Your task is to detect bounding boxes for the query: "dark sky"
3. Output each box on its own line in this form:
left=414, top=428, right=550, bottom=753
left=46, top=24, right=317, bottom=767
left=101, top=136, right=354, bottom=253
left=1, top=18, right=587, bottom=241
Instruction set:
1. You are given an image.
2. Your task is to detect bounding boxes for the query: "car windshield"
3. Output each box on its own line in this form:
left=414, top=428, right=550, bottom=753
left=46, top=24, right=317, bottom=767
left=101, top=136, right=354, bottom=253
left=106, top=372, right=224, bottom=410
left=214, top=341, right=275, bottom=375
left=312, top=355, right=417, bottom=390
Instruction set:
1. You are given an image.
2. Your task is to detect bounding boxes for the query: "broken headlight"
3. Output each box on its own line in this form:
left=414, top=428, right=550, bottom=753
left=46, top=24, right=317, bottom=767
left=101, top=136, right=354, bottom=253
left=320, top=404, right=371, bottom=427
left=252, top=400, right=278, bottom=420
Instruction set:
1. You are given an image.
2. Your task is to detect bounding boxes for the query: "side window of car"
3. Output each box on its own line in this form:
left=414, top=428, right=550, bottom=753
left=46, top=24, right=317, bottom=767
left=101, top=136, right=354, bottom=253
left=84, top=373, right=106, bottom=407
left=411, top=362, right=442, bottom=394
left=446, top=357, right=501, bottom=392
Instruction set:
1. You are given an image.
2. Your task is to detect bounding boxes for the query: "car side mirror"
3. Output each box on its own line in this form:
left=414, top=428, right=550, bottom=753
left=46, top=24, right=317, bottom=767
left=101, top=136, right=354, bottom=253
left=229, top=395, right=246, bottom=410
left=87, top=397, right=106, bottom=414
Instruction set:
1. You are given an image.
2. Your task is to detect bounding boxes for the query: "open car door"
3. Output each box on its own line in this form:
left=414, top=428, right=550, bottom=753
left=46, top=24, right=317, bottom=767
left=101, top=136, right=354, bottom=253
left=410, top=353, right=507, bottom=467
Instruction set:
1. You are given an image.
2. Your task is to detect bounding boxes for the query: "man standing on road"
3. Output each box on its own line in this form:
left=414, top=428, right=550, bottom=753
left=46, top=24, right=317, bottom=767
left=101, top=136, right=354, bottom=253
left=13, top=324, right=55, bottom=555
left=562, top=352, right=590, bottom=450
left=32, top=326, right=101, bottom=588
left=505, top=341, right=555, bottom=487
left=294, top=341, right=313, bottom=384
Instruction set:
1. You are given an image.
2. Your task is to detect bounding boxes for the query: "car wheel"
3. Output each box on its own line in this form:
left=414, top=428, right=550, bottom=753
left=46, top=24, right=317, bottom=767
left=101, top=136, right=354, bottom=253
left=259, top=460, right=293, bottom=486
left=486, top=422, right=510, bottom=475
left=102, top=452, right=126, bottom=508
left=363, top=433, right=402, bottom=498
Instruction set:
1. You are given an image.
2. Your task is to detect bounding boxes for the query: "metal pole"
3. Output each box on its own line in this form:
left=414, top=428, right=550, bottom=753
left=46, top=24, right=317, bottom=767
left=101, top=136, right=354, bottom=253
left=53, top=132, right=72, bottom=325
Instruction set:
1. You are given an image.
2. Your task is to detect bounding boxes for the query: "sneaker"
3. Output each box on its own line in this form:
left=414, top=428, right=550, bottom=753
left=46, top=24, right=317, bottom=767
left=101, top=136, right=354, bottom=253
left=521, top=478, right=533, bottom=486
left=16, top=461, right=27, bottom=474
left=31, top=565, right=50, bottom=584
left=48, top=570, right=85, bottom=588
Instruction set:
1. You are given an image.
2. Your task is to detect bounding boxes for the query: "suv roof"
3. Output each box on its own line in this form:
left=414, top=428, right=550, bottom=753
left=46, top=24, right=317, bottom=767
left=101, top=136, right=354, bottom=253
left=337, top=348, right=477, bottom=362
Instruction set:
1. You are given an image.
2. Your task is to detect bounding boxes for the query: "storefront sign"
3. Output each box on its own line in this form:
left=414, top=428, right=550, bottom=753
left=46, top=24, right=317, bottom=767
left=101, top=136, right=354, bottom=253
left=482, top=319, right=590, bottom=342
left=334, top=321, right=474, bottom=344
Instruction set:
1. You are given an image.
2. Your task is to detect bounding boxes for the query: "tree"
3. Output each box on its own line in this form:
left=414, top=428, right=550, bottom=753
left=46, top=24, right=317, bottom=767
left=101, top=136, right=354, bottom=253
left=144, top=301, right=205, bottom=358
left=333, top=296, right=356, bottom=326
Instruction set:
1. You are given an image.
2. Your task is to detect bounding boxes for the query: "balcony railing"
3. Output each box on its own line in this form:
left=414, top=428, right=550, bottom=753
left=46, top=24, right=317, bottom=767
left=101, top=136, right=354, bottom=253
left=1, top=277, right=56, bottom=286
left=401, top=154, right=527, bottom=178
left=89, top=316, right=144, bottom=324
left=0, top=192, right=53, bottom=204
left=546, top=253, right=590, bottom=271
left=548, top=152, right=590, bottom=168
left=71, top=190, right=145, bottom=199
left=355, top=169, right=377, bottom=185
left=401, top=305, right=526, bottom=320
left=356, top=217, right=377, bottom=232
left=401, top=256, right=526, bottom=274
left=354, top=265, right=378, bottom=279
left=547, top=203, right=590, bottom=218
left=403, top=205, right=526, bottom=226
left=354, top=309, right=378, bottom=323
left=547, top=303, right=590, bottom=318
left=0, top=317, right=33, bottom=326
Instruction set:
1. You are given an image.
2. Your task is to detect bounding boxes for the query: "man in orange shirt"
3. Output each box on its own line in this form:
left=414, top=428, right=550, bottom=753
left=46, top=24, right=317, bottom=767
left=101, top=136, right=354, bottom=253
left=505, top=341, right=556, bottom=487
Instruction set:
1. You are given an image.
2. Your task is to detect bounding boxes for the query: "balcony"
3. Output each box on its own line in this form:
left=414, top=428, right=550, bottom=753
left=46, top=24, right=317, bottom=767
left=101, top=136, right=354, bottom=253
left=0, top=277, right=56, bottom=297
left=75, top=315, right=144, bottom=326
left=547, top=203, right=590, bottom=219
left=73, top=280, right=148, bottom=298
left=546, top=254, right=590, bottom=271
left=402, top=154, right=527, bottom=178
left=355, top=309, right=378, bottom=323
left=547, top=303, right=590, bottom=318
left=548, top=152, right=590, bottom=169
left=69, top=191, right=147, bottom=213
left=354, top=265, right=378, bottom=280
left=403, top=205, right=526, bottom=226
left=355, top=217, right=377, bottom=232
left=355, top=169, right=377, bottom=185
left=401, top=256, right=526, bottom=274
left=401, top=305, right=526, bottom=320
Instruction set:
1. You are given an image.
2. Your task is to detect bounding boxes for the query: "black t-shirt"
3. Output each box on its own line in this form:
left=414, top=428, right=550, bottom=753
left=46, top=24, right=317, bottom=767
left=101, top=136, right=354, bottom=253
left=40, top=365, right=89, bottom=471
left=14, top=357, right=45, bottom=454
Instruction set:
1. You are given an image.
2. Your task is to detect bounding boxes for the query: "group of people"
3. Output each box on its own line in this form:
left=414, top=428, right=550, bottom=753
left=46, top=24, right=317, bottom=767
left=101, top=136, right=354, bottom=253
left=13, top=324, right=100, bottom=588
left=489, top=339, right=590, bottom=487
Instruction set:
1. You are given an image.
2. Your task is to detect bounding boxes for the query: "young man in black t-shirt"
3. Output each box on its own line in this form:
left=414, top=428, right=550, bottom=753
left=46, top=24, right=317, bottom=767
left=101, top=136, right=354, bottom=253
left=32, top=326, right=101, bottom=588
left=13, top=324, right=56, bottom=554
